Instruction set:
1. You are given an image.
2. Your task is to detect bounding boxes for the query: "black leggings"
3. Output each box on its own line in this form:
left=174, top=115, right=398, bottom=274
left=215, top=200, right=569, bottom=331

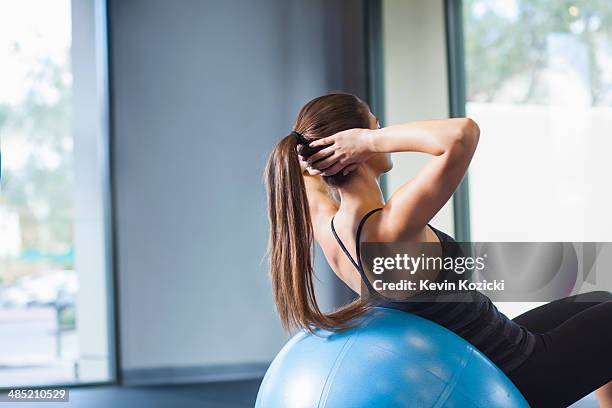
left=508, top=291, right=612, bottom=407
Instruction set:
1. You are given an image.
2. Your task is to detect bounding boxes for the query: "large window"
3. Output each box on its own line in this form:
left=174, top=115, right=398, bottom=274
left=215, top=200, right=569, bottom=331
left=462, top=1, right=612, bottom=319
left=0, top=0, right=113, bottom=386
left=463, top=0, right=612, bottom=242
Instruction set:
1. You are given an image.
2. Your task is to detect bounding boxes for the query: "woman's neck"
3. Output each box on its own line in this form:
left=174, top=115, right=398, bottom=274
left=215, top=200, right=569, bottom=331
left=337, top=168, right=385, bottom=217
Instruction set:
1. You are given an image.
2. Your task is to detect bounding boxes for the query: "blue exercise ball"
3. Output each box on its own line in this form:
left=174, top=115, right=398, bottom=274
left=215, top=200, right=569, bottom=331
left=256, top=307, right=529, bottom=408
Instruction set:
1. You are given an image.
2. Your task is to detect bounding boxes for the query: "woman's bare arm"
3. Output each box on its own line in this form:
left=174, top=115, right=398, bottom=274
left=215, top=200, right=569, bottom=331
left=307, top=118, right=480, bottom=240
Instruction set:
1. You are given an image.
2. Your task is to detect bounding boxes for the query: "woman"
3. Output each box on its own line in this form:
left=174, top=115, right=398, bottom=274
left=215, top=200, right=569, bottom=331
left=265, top=93, right=611, bottom=407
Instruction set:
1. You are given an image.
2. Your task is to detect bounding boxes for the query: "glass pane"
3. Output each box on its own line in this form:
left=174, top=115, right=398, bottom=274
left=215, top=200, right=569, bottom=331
left=0, top=0, right=89, bottom=385
left=464, top=0, right=612, bottom=242
left=463, top=1, right=612, bottom=319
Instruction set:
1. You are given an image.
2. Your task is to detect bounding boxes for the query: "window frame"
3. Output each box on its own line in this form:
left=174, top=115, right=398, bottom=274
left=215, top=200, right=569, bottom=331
left=444, top=0, right=472, bottom=242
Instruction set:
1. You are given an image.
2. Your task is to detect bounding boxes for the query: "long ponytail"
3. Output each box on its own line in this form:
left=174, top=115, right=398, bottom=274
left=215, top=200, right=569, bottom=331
left=264, top=134, right=369, bottom=332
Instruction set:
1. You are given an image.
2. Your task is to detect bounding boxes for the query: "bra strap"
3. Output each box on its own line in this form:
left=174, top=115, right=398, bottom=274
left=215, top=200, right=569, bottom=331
left=355, top=208, right=383, bottom=271
left=330, top=218, right=360, bottom=271
left=330, top=208, right=383, bottom=295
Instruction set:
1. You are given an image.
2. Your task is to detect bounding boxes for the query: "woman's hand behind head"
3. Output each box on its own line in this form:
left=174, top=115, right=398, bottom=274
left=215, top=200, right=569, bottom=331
left=306, top=128, right=375, bottom=176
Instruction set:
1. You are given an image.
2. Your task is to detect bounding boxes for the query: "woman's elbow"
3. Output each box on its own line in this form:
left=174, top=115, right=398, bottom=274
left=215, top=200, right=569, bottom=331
left=452, top=118, right=480, bottom=151
left=445, top=118, right=479, bottom=160
left=462, top=118, right=480, bottom=146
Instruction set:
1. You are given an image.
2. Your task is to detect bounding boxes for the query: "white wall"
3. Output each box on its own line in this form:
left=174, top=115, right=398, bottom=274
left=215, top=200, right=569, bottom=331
left=381, top=0, right=455, bottom=234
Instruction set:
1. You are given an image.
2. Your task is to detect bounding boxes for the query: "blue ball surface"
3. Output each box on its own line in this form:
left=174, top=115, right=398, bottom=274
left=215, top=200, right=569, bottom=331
left=256, top=307, right=529, bottom=408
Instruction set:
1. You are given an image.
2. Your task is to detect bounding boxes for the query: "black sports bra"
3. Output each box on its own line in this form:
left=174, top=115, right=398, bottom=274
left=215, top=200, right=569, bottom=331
left=329, top=208, right=536, bottom=374
left=330, top=207, right=457, bottom=294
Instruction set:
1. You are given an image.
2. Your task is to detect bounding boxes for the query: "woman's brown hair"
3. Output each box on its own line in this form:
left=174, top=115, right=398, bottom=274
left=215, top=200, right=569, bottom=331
left=264, top=93, right=373, bottom=332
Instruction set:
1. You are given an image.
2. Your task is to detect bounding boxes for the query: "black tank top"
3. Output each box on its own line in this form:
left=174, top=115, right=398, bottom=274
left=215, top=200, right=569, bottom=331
left=331, top=208, right=535, bottom=373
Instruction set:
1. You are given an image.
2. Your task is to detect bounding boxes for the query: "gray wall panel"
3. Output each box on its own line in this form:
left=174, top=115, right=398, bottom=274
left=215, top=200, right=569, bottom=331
left=109, top=0, right=366, bottom=373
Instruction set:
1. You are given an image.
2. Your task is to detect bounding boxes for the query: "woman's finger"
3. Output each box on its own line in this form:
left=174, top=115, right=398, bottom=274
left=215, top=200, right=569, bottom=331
left=298, top=154, right=308, bottom=168
left=309, top=135, right=335, bottom=148
left=321, top=162, right=346, bottom=177
left=342, top=164, right=358, bottom=176
left=306, top=145, right=335, bottom=164
left=306, top=167, right=322, bottom=176
left=309, top=154, right=340, bottom=171
left=299, top=156, right=317, bottom=175
left=299, top=154, right=322, bottom=175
